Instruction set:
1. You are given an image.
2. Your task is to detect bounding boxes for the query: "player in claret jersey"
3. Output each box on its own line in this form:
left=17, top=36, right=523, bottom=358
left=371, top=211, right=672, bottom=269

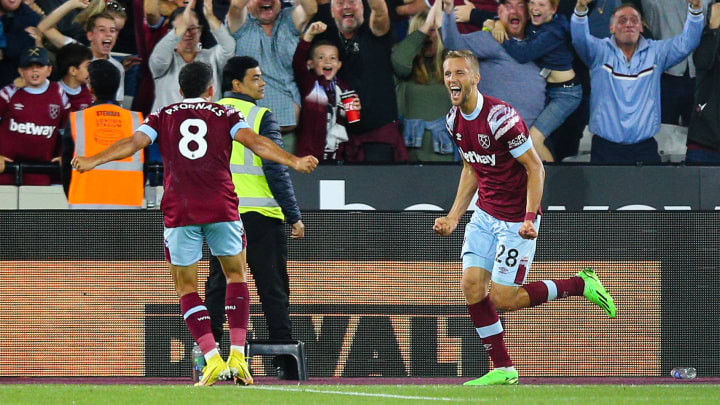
left=434, top=50, right=616, bottom=386
left=0, top=46, right=70, bottom=185
left=72, top=62, right=318, bottom=386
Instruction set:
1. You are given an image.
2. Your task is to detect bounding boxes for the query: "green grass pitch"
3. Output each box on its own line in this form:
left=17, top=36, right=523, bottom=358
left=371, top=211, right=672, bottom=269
left=1, top=384, right=720, bottom=405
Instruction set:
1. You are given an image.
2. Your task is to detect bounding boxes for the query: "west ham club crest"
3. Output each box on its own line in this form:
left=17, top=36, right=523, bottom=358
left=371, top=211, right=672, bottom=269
left=478, top=134, right=490, bottom=149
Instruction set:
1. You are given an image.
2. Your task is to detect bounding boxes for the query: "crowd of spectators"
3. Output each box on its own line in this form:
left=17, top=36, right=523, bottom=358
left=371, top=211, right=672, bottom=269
left=1, top=0, right=719, bottom=188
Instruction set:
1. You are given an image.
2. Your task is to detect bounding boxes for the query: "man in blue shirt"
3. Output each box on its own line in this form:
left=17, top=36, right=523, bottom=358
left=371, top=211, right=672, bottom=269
left=571, top=0, right=704, bottom=164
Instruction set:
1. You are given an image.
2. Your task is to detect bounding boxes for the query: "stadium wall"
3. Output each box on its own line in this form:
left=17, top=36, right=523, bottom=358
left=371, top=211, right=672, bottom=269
left=1, top=211, right=717, bottom=378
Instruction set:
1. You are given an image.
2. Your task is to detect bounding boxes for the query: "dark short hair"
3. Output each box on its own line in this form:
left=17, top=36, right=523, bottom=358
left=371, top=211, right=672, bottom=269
left=309, top=40, right=339, bottom=60
left=88, top=59, right=120, bottom=101
left=179, top=62, right=213, bottom=98
left=56, top=43, right=93, bottom=77
left=221, top=56, right=259, bottom=93
left=86, top=12, right=116, bottom=32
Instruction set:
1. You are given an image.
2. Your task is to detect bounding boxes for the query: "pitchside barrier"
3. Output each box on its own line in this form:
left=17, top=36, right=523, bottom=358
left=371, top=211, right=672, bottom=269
left=1, top=211, right=717, bottom=378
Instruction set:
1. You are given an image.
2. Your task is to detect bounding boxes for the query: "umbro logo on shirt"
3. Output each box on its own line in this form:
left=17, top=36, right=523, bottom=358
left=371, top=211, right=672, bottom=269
left=13, top=103, right=23, bottom=111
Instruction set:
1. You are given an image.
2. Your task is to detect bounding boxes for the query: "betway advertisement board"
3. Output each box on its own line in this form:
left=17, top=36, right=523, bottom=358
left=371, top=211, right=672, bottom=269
left=289, top=165, right=720, bottom=211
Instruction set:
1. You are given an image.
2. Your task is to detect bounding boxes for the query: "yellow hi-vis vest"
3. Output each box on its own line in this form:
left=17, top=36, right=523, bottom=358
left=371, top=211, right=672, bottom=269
left=68, top=104, right=144, bottom=209
left=217, top=97, right=284, bottom=220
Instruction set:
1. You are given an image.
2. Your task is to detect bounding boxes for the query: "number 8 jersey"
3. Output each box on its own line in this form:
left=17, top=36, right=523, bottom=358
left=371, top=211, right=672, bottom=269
left=137, top=97, right=250, bottom=227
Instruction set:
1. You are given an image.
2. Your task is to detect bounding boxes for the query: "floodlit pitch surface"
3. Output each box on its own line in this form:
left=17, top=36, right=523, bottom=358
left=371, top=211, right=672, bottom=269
left=1, top=382, right=719, bottom=405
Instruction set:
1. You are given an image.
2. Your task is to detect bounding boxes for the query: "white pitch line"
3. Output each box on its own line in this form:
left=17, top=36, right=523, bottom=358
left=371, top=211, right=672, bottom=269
left=250, top=385, right=471, bottom=402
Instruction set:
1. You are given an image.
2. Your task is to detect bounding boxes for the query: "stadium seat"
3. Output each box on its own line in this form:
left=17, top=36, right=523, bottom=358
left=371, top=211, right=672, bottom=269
left=245, top=339, right=308, bottom=381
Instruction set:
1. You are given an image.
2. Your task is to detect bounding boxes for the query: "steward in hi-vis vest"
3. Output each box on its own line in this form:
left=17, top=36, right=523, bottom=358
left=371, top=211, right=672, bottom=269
left=205, top=58, right=305, bottom=380
left=68, top=102, right=144, bottom=208
left=220, top=95, right=284, bottom=220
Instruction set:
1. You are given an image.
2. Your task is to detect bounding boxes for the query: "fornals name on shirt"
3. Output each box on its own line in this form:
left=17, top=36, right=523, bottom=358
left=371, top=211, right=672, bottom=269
left=460, top=149, right=496, bottom=166
left=164, top=102, right=225, bottom=117
left=9, top=119, right=56, bottom=138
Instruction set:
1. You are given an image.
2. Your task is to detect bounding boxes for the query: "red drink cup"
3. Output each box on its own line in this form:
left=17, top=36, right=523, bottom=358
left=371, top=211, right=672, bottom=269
left=341, top=90, right=360, bottom=123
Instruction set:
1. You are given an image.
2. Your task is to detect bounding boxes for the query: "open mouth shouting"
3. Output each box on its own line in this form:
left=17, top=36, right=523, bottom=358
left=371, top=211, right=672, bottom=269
left=449, top=84, right=463, bottom=104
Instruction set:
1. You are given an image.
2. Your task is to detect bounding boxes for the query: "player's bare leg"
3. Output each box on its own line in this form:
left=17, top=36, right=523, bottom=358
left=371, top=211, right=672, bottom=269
left=462, top=267, right=518, bottom=386
left=171, top=262, right=230, bottom=386
left=218, top=252, right=254, bottom=385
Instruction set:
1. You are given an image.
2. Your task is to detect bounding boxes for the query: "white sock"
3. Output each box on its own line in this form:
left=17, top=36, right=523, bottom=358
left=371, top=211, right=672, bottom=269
left=496, top=366, right=516, bottom=372
left=231, top=345, right=245, bottom=355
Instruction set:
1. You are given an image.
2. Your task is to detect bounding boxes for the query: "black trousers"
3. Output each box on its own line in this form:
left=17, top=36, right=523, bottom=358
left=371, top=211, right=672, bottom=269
left=206, top=211, right=292, bottom=343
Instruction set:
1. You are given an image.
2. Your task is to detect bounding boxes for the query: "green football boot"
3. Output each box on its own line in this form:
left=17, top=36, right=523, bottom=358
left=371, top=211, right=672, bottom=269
left=463, top=369, right=519, bottom=386
left=577, top=267, right=617, bottom=318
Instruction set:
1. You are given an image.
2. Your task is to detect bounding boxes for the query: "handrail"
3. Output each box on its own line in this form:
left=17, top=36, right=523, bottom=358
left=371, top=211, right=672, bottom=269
left=3, top=163, right=61, bottom=186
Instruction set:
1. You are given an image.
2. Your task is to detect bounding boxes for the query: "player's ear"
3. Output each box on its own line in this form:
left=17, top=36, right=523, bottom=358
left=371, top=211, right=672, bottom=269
left=207, top=84, right=214, bottom=100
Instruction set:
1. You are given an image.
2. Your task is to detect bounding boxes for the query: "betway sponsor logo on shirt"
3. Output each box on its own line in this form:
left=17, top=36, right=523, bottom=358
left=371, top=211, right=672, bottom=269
left=9, top=119, right=56, bottom=138
left=460, top=148, right=496, bottom=166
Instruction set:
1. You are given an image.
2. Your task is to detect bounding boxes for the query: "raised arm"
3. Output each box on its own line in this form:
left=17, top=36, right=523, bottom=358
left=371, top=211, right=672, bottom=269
left=442, top=6, right=504, bottom=59
left=36, top=0, right=88, bottom=48
left=570, top=0, right=602, bottom=67
left=234, top=128, right=318, bottom=173
left=292, top=0, right=318, bottom=33
left=37, top=0, right=88, bottom=33
left=368, top=0, right=391, bottom=37
left=71, top=132, right=151, bottom=172
left=392, top=0, right=440, bottom=78
left=227, top=0, right=250, bottom=33
left=656, top=1, right=705, bottom=70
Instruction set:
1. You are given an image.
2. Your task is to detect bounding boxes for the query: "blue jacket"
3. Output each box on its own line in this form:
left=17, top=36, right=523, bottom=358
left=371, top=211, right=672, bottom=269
left=503, top=14, right=574, bottom=71
left=571, top=6, right=704, bottom=144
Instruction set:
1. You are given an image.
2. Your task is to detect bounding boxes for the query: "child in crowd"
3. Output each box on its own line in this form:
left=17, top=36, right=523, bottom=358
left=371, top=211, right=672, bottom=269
left=490, top=0, right=582, bottom=162
left=292, top=21, right=360, bottom=163
left=37, top=0, right=130, bottom=104
left=56, top=43, right=94, bottom=111
left=0, top=47, right=70, bottom=186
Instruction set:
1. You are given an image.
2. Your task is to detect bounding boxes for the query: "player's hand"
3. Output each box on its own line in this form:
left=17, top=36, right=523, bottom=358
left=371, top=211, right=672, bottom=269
left=454, top=0, right=474, bottom=23
left=13, top=76, right=26, bottom=89
left=293, top=155, right=319, bottom=173
left=51, top=156, right=61, bottom=165
left=71, top=156, right=97, bottom=173
left=575, top=0, right=592, bottom=13
left=291, top=220, right=305, bottom=239
left=442, top=0, right=454, bottom=14
left=518, top=220, right=538, bottom=240
left=0, top=155, right=13, bottom=174
left=433, top=216, right=458, bottom=236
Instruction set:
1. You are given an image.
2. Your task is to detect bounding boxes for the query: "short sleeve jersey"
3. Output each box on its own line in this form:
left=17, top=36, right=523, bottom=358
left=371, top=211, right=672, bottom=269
left=137, top=98, right=250, bottom=227
left=59, top=81, right=93, bottom=112
left=446, top=93, right=533, bottom=222
left=0, top=81, right=70, bottom=162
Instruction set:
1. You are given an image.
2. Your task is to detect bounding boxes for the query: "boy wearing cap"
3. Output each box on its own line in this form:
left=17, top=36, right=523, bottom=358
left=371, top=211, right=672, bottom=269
left=0, top=46, right=71, bottom=185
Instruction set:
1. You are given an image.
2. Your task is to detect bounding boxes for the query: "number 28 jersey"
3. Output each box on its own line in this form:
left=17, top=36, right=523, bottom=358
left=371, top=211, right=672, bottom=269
left=137, top=98, right=250, bottom=227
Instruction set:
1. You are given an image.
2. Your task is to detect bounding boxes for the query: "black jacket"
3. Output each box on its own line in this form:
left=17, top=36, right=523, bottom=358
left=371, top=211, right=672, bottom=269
left=688, top=28, right=720, bottom=151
